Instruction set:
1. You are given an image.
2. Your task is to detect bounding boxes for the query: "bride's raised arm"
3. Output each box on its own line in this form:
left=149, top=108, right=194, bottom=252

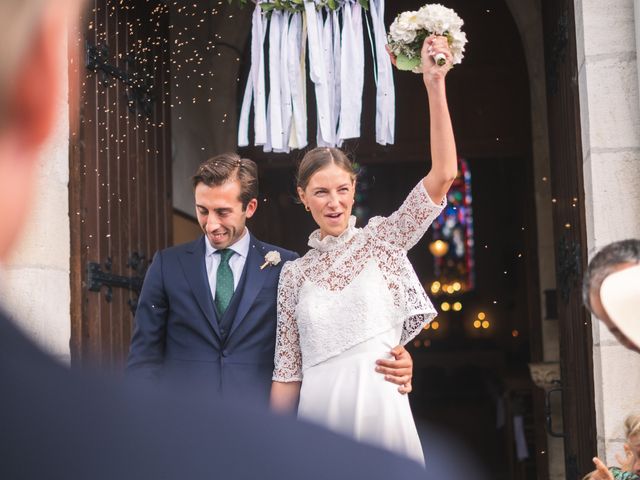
left=420, top=35, right=458, bottom=205
left=371, top=36, right=456, bottom=251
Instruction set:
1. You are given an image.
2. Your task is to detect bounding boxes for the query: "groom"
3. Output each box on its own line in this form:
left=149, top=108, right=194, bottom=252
left=127, top=153, right=414, bottom=404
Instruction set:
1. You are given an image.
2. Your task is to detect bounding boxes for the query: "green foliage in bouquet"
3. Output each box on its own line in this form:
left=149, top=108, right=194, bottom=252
left=227, top=0, right=369, bottom=13
left=392, top=31, right=453, bottom=71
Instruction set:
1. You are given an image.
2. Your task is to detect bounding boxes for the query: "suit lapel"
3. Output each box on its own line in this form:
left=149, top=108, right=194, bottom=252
left=179, top=236, right=221, bottom=340
left=227, top=235, right=271, bottom=340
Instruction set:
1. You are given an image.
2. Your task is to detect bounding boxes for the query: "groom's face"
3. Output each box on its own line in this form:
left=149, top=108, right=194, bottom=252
left=194, top=179, right=257, bottom=250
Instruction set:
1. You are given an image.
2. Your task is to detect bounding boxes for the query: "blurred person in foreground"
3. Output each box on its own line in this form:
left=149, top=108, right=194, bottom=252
left=0, top=1, right=430, bottom=479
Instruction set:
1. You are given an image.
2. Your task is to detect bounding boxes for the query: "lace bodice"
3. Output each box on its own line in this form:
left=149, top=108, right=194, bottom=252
left=273, top=180, right=445, bottom=382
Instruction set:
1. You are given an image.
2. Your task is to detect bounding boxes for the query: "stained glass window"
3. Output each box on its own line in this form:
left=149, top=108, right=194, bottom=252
left=430, top=158, right=475, bottom=293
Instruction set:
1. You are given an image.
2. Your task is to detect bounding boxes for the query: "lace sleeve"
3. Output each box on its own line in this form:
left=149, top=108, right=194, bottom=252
left=272, top=261, right=303, bottom=382
left=368, top=180, right=446, bottom=251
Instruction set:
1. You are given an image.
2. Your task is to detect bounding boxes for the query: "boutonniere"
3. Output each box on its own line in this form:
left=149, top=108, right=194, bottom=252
left=260, top=250, right=281, bottom=270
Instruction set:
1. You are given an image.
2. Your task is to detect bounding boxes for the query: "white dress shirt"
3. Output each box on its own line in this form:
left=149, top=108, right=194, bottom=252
left=205, top=229, right=251, bottom=299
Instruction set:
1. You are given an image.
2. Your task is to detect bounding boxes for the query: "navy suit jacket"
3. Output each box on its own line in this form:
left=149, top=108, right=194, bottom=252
left=127, top=233, right=298, bottom=404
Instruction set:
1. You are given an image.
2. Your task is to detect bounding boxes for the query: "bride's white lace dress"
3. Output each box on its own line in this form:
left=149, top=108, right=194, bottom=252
left=273, top=181, right=445, bottom=465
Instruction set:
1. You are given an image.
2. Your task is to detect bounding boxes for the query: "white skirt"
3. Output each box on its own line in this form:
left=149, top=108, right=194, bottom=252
left=297, top=326, right=425, bottom=466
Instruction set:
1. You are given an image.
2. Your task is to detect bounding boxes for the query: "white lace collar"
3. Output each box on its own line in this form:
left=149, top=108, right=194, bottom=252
left=308, top=216, right=358, bottom=252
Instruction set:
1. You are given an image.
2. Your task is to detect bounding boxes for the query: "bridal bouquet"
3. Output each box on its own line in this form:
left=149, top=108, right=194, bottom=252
left=387, top=3, right=467, bottom=73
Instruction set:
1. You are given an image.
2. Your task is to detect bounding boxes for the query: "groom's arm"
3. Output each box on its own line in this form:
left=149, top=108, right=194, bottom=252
left=126, top=251, right=168, bottom=383
left=376, top=345, right=414, bottom=394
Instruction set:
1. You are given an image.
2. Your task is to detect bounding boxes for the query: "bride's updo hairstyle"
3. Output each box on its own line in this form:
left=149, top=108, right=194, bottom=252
left=296, top=147, right=357, bottom=191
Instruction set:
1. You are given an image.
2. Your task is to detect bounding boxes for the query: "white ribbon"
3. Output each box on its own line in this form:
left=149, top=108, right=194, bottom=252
left=338, top=1, right=364, bottom=142
left=239, top=4, right=269, bottom=147
left=370, top=0, right=395, bottom=146
left=317, top=10, right=336, bottom=146
left=278, top=11, right=292, bottom=153
left=287, top=13, right=307, bottom=149
left=239, top=0, right=392, bottom=151
left=304, top=2, right=333, bottom=147
left=266, top=10, right=284, bottom=152
left=238, top=3, right=266, bottom=147
left=237, top=67, right=253, bottom=147
left=331, top=10, right=341, bottom=146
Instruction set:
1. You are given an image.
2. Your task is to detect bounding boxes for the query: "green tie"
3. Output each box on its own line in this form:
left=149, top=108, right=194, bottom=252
left=215, top=249, right=235, bottom=315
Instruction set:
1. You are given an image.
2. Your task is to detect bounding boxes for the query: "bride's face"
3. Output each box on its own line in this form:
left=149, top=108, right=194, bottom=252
left=298, top=163, right=355, bottom=239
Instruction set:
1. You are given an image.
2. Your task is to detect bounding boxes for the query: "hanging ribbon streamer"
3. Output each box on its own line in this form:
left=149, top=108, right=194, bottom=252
left=287, top=13, right=307, bottom=150
left=266, top=10, right=284, bottom=151
left=238, top=3, right=268, bottom=147
left=338, top=1, right=364, bottom=142
left=369, top=0, right=394, bottom=146
left=239, top=0, right=393, bottom=152
left=331, top=10, right=341, bottom=146
left=279, top=11, right=293, bottom=153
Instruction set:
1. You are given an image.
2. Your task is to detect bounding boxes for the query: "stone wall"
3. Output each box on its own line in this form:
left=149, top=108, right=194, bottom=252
left=574, top=0, right=640, bottom=463
left=0, top=29, right=71, bottom=364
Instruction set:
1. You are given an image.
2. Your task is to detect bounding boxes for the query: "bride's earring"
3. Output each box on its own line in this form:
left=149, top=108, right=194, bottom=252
left=305, top=204, right=310, bottom=212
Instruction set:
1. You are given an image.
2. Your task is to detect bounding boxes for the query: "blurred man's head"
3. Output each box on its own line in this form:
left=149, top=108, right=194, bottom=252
left=583, top=239, right=640, bottom=352
left=0, top=0, right=80, bottom=263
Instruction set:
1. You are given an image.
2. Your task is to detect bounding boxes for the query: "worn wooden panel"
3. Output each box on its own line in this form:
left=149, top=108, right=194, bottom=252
left=69, top=0, right=172, bottom=371
left=541, top=0, right=597, bottom=478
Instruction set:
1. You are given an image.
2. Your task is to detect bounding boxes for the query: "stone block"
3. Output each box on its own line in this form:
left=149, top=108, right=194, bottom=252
left=0, top=267, right=71, bottom=361
left=604, top=438, right=628, bottom=466
left=582, top=56, right=640, bottom=150
left=581, top=0, right=636, bottom=58
left=37, top=32, right=69, bottom=186
left=597, top=344, right=640, bottom=443
left=585, top=149, right=640, bottom=245
left=7, top=180, right=70, bottom=271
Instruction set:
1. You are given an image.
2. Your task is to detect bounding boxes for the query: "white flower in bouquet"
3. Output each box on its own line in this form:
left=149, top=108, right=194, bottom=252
left=387, top=3, right=467, bottom=73
left=389, top=12, right=419, bottom=43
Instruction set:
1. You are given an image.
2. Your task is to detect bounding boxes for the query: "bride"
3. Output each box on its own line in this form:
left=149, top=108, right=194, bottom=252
left=270, top=36, right=457, bottom=465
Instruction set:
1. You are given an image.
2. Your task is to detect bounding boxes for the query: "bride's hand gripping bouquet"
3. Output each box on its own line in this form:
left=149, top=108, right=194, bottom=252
left=387, top=3, right=467, bottom=73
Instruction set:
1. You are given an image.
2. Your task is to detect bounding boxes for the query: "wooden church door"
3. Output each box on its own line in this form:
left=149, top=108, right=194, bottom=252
left=69, top=0, right=172, bottom=371
left=542, top=0, right=598, bottom=477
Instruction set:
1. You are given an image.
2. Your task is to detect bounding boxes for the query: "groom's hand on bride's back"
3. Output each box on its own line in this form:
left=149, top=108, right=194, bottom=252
left=375, top=345, right=413, bottom=394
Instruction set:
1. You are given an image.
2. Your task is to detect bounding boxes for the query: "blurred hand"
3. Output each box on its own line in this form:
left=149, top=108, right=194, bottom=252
left=385, top=44, right=398, bottom=67
left=591, top=457, right=614, bottom=480
left=376, top=345, right=413, bottom=394
left=616, top=443, right=636, bottom=472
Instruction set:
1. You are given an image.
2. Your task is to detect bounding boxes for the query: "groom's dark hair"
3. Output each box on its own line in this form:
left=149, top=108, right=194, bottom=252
left=192, top=153, right=259, bottom=210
